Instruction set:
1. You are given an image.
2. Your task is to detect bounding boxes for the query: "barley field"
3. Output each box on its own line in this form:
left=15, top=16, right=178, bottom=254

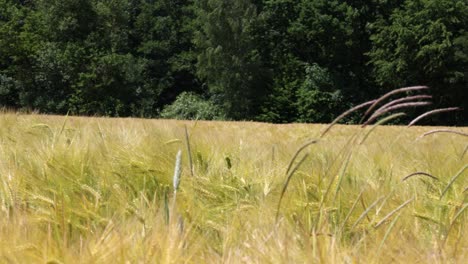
left=0, top=112, right=467, bottom=263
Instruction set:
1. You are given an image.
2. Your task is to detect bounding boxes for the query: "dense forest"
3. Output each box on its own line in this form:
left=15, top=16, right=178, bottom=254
left=0, top=0, right=467, bottom=125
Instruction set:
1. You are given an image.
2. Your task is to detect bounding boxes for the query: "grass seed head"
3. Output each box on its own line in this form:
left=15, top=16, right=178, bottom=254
left=173, top=150, right=182, bottom=193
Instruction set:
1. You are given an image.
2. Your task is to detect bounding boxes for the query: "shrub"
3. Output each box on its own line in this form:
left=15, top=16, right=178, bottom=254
left=296, top=63, right=346, bottom=123
left=160, top=92, right=225, bottom=120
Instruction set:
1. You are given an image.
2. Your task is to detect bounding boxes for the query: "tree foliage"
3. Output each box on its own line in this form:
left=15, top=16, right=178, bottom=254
left=0, top=0, right=466, bottom=125
left=194, top=0, right=270, bottom=119
left=368, top=0, right=468, bottom=124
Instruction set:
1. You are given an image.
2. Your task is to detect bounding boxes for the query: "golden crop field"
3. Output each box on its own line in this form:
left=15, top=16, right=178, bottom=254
left=0, top=112, right=467, bottom=263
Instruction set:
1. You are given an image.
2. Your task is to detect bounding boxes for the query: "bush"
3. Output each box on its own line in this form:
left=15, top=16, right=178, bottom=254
left=160, top=92, right=225, bottom=120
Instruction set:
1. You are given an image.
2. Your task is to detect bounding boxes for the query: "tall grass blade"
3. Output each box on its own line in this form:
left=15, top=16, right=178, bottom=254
left=340, top=190, right=364, bottom=233
left=440, top=164, right=468, bottom=199
left=402, top=172, right=439, bottom=182
left=184, top=125, right=194, bottom=177
left=377, top=212, right=402, bottom=254
left=321, top=100, right=376, bottom=137
left=165, top=139, right=182, bottom=145
left=285, top=140, right=317, bottom=175
left=164, top=188, right=170, bottom=225
left=52, top=112, right=69, bottom=148
left=331, top=152, right=352, bottom=205
left=374, top=197, right=414, bottom=229
left=351, top=196, right=384, bottom=231
left=360, top=113, right=406, bottom=144
left=276, top=153, right=309, bottom=223
left=321, top=150, right=352, bottom=211
left=462, top=144, right=468, bottom=159
left=443, top=203, right=468, bottom=247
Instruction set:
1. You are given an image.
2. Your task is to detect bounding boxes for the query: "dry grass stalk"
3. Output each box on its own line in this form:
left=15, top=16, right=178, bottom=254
left=374, top=197, right=414, bottom=228
left=319, top=150, right=353, bottom=209
left=285, top=140, right=318, bottom=175
left=418, top=129, right=468, bottom=140
left=360, top=113, right=406, bottom=144
left=373, top=95, right=432, bottom=116
left=320, top=100, right=376, bottom=137
left=401, top=172, right=439, bottom=182
left=184, top=125, right=194, bottom=177
left=377, top=212, right=402, bottom=253
left=440, top=164, right=468, bottom=199
left=351, top=196, right=384, bottom=231
left=361, top=86, right=429, bottom=122
left=408, top=107, right=461, bottom=126
left=363, top=101, right=432, bottom=127
left=462, top=144, right=468, bottom=159
left=443, top=204, right=468, bottom=247
left=276, top=153, right=310, bottom=223
left=340, top=190, right=364, bottom=232
left=331, top=152, right=353, bottom=204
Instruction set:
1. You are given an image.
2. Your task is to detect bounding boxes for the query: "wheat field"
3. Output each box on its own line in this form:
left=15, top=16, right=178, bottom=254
left=0, top=112, right=467, bottom=263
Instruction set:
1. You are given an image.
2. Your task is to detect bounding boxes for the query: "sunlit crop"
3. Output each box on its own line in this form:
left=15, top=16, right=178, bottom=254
left=0, top=93, right=466, bottom=262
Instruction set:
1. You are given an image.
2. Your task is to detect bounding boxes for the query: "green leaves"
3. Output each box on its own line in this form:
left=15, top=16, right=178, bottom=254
left=368, top=0, right=468, bottom=124
left=194, top=0, right=270, bottom=119
left=160, top=92, right=225, bottom=120
left=296, top=64, right=346, bottom=123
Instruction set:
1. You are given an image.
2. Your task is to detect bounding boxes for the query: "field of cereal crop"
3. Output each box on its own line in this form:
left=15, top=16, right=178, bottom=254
left=0, top=112, right=467, bottom=263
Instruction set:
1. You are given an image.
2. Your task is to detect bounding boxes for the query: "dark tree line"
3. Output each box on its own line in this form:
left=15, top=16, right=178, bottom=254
left=0, top=0, right=466, bottom=125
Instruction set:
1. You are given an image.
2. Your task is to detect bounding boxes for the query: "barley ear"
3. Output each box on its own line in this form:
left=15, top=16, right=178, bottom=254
left=173, top=150, right=182, bottom=194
